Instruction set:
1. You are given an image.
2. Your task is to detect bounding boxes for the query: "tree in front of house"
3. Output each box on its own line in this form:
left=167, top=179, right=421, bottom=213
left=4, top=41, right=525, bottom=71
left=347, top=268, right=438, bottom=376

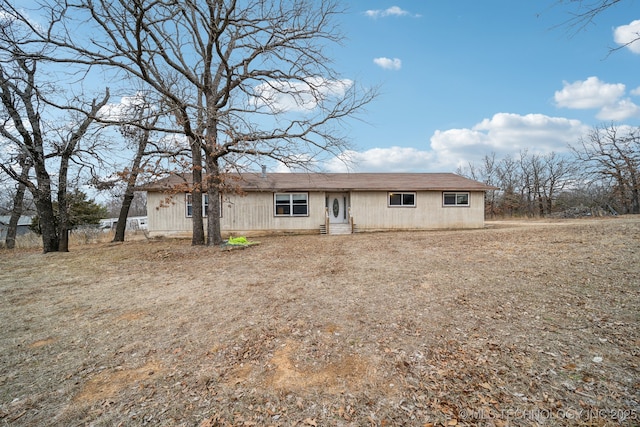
left=18, top=0, right=377, bottom=247
left=106, top=95, right=159, bottom=243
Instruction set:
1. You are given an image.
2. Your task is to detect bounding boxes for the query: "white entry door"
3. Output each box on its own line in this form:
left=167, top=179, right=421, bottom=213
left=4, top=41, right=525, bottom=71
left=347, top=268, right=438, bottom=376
left=327, top=193, right=348, bottom=224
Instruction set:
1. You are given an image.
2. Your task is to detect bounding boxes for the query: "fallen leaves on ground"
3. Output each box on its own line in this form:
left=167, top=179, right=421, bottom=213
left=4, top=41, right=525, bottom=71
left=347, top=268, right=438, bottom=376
left=1, top=217, right=639, bottom=426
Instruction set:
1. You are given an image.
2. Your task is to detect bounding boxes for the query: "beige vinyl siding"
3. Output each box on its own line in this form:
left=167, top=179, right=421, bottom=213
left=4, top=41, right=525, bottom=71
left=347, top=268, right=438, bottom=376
left=220, top=192, right=325, bottom=235
left=147, top=188, right=487, bottom=237
left=350, top=191, right=485, bottom=231
left=147, top=193, right=192, bottom=237
left=147, top=191, right=326, bottom=237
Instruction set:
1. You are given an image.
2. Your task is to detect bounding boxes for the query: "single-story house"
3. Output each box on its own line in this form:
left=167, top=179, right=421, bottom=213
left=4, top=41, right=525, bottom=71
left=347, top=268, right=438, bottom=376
left=143, top=172, right=497, bottom=237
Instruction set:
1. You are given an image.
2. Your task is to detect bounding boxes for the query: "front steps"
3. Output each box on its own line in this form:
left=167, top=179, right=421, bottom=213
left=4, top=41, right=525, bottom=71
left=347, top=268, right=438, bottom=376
left=327, top=223, right=352, bottom=235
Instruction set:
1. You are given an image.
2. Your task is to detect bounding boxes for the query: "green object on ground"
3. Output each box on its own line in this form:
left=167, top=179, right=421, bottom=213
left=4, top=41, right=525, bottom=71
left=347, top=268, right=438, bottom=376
left=226, top=236, right=252, bottom=246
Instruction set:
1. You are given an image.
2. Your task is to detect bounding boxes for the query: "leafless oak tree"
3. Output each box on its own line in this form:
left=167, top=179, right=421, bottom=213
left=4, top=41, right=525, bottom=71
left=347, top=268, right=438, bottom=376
left=16, top=0, right=377, bottom=246
left=572, top=124, right=640, bottom=214
left=110, top=97, right=160, bottom=242
left=459, top=151, right=576, bottom=217
left=0, top=9, right=110, bottom=252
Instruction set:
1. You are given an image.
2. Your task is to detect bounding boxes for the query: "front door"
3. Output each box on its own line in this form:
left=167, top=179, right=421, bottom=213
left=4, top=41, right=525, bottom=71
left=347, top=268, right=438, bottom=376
left=327, top=193, right=348, bottom=224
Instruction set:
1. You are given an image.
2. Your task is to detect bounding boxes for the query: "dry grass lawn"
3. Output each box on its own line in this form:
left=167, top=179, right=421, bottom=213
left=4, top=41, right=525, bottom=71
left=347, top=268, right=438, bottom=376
left=1, top=217, right=639, bottom=426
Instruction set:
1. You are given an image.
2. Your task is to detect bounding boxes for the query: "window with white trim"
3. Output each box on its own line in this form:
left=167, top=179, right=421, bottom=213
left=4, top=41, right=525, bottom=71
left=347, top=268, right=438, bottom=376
left=388, top=192, right=416, bottom=207
left=275, top=193, right=308, bottom=216
left=186, top=193, right=215, bottom=217
left=443, top=192, right=469, bottom=206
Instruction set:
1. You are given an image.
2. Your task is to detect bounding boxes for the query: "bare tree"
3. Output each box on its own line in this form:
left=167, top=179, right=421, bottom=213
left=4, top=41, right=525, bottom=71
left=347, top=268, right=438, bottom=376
left=0, top=55, right=58, bottom=251
left=111, top=97, right=159, bottom=242
left=556, top=1, right=638, bottom=54
left=495, top=155, right=523, bottom=216
left=457, top=153, right=500, bottom=218
left=541, top=152, right=576, bottom=214
left=558, top=0, right=624, bottom=30
left=518, top=150, right=538, bottom=216
left=0, top=10, right=110, bottom=252
left=515, top=151, right=576, bottom=217
left=460, top=151, right=576, bottom=218
left=571, top=124, right=640, bottom=214
left=54, top=95, right=110, bottom=251
left=17, top=0, right=377, bottom=246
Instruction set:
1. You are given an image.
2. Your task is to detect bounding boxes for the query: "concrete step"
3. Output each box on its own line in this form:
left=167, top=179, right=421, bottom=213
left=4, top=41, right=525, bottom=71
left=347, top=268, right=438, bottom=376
left=328, top=223, right=352, bottom=235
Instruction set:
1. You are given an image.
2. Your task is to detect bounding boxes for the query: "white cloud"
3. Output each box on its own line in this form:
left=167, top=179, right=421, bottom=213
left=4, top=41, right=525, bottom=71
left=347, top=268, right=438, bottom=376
left=252, top=78, right=353, bottom=113
left=373, top=57, right=402, bottom=70
left=364, top=6, right=411, bottom=19
left=99, top=93, right=151, bottom=121
left=554, top=76, right=625, bottom=109
left=554, top=76, right=639, bottom=120
left=631, top=86, right=640, bottom=96
left=597, top=99, right=640, bottom=121
left=324, top=147, right=435, bottom=172
left=317, top=113, right=591, bottom=173
left=614, top=19, right=640, bottom=54
left=0, top=9, right=43, bottom=34
left=430, top=113, right=588, bottom=170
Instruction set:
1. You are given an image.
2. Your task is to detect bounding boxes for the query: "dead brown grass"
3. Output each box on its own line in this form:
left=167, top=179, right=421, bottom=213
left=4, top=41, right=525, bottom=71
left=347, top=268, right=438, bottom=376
left=1, top=217, right=639, bottom=426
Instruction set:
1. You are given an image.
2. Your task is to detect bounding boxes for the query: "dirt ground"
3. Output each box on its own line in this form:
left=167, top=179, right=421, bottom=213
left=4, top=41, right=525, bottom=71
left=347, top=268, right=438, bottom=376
left=1, top=217, right=639, bottom=426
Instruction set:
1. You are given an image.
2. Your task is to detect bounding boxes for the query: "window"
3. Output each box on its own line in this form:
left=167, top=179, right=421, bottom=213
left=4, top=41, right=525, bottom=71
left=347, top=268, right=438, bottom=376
left=275, top=193, right=308, bottom=216
left=388, top=192, right=416, bottom=207
left=186, top=193, right=210, bottom=217
left=443, top=192, right=469, bottom=206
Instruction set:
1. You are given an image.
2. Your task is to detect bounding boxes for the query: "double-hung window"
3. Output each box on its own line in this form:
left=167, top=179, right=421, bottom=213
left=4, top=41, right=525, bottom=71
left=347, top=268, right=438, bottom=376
left=186, top=193, right=210, bottom=217
left=443, top=192, right=469, bottom=206
left=275, top=193, right=308, bottom=216
left=388, top=192, right=416, bottom=207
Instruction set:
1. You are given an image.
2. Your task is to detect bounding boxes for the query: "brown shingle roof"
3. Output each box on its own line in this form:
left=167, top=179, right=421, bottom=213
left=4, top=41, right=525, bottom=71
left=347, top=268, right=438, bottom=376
left=143, top=172, right=497, bottom=192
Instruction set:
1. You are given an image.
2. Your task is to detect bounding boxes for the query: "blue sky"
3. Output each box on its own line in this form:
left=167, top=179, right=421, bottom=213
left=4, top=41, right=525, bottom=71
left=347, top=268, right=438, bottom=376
left=318, top=1, right=640, bottom=173
left=9, top=0, right=640, bottom=177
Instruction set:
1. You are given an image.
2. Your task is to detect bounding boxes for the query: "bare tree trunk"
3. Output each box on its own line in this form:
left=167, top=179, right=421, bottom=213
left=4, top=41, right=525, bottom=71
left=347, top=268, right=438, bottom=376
left=28, top=141, right=59, bottom=253
left=622, top=151, right=639, bottom=214
left=204, top=95, right=223, bottom=246
left=113, top=129, right=151, bottom=242
left=5, top=188, right=26, bottom=249
left=631, top=188, right=640, bottom=214
left=191, top=139, right=205, bottom=246
left=5, top=157, right=31, bottom=249
left=34, top=188, right=59, bottom=253
left=58, top=92, right=110, bottom=252
left=57, top=155, right=71, bottom=252
left=112, top=198, right=130, bottom=242
left=112, top=185, right=135, bottom=242
left=206, top=157, right=223, bottom=246
left=546, top=188, right=554, bottom=214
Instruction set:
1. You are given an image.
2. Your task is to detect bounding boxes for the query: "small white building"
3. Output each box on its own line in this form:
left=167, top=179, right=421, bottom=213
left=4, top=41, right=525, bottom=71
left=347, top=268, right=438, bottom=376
left=143, top=172, right=497, bottom=237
